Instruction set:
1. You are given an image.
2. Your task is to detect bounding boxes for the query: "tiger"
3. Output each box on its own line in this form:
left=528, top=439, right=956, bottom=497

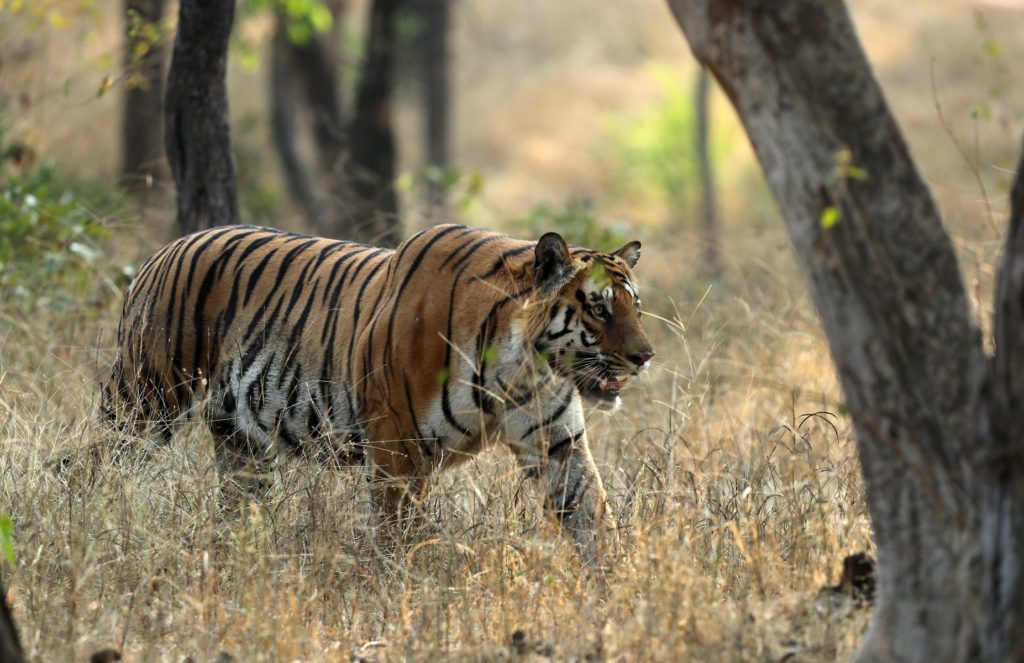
left=101, top=223, right=655, bottom=563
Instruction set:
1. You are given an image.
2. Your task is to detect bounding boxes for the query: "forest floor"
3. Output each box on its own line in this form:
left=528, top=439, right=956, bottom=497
left=1, top=0, right=1023, bottom=660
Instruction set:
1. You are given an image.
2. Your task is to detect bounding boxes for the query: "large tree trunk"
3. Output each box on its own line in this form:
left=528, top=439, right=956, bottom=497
left=121, top=0, right=167, bottom=191
left=977, top=136, right=1024, bottom=660
left=666, top=1, right=993, bottom=660
left=335, top=0, right=402, bottom=246
left=164, top=0, right=239, bottom=236
left=694, top=66, right=719, bottom=280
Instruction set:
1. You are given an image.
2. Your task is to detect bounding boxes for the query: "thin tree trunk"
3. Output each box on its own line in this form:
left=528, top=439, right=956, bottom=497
left=413, top=0, right=451, bottom=212
left=273, top=9, right=346, bottom=235
left=666, top=2, right=987, bottom=660
left=694, top=66, right=719, bottom=280
left=270, top=17, right=319, bottom=224
left=121, top=0, right=167, bottom=191
left=335, top=0, right=402, bottom=246
left=164, top=0, right=239, bottom=236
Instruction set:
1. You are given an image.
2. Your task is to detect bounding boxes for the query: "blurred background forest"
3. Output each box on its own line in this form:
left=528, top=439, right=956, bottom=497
left=1, top=0, right=1024, bottom=661
left=1, top=0, right=1023, bottom=301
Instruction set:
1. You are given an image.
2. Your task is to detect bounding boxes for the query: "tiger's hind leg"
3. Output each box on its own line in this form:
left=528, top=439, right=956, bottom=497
left=364, top=437, right=432, bottom=556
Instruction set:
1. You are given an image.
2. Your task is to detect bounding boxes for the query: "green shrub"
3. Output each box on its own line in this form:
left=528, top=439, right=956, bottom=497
left=513, top=200, right=631, bottom=251
left=608, top=63, right=735, bottom=226
left=0, top=130, right=125, bottom=311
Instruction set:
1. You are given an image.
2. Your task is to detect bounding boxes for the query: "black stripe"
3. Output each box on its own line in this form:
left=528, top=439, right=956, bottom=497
left=184, top=225, right=242, bottom=297
left=402, top=374, right=430, bottom=456
left=241, top=277, right=291, bottom=344
left=495, top=375, right=535, bottom=407
left=266, top=239, right=320, bottom=300
left=242, top=248, right=279, bottom=308
left=164, top=230, right=214, bottom=355
left=547, top=429, right=584, bottom=458
left=442, top=258, right=477, bottom=419
left=475, top=243, right=533, bottom=281
left=344, top=255, right=390, bottom=381
left=318, top=248, right=368, bottom=343
left=451, top=234, right=503, bottom=270
left=440, top=380, right=472, bottom=437
left=229, top=232, right=278, bottom=272
left=438, top=229, right=489, bottom=271
left=546, top=306, right=576, bottom=339
left=191, top=235, right=248, bottom=375
left=555, top=472, right=586, bottom=518
left=382, top=225, right=466, bottom=370
left=520, top=386, right=574, bottom=440
left=320, top=246, right=370, bottom=306
left=243, top=235, right=316, bottom=308
left=279, top=282, right=320, bottom=383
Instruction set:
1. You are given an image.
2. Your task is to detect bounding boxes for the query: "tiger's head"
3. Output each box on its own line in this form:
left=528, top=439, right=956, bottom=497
left=529, top=232, right=655, bottom=404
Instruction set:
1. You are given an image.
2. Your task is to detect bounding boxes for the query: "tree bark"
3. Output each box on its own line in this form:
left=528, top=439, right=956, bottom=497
left=666, top=1, right=990, bottom=660
left=269, top=12, right=347, bottom=231
left=164, top=0, right=239, bottom=236
left=410, top=0, right=451, bottom=212
left=694, top=66, right=719, bottom=280
left=334, top=0, right=402, bottom=246
left=977, top=135, right=1024, bottom=660
left=121, top=0, right=167, bottom=191
left=270, top=17, right=321, bottom=225
left=0, top=584, right=24, bottom=663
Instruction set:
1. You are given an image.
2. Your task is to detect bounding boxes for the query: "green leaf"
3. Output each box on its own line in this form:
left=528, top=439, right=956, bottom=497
left=96, top=75, right=113, bottom=98
left=971, top=103, right=993, bottom=122
left=287, top=21, right=311, bottom=45
left=0, top=514, right=15, bottom=566
left=846, top=166, right=868, bottom=181
left=820, top=206, right=841, bottom=229
left=308, top=3, right=333, bottom=32
left=434, top=367, right=450, bottom=385
left=395, top=172, right=414, bottom=193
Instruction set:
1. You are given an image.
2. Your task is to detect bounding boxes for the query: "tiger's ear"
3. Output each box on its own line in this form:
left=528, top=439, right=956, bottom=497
left=534, top=232, right=574, bottom=293
left=613, top=240, right=641, bottom=268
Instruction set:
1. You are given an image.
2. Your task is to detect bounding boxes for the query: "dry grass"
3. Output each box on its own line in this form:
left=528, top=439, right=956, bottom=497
left=2, top=0, right=1022, bottom=660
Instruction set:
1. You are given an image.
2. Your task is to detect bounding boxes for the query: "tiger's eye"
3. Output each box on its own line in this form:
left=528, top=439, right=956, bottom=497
left=593, top=304, right=606, bottom=317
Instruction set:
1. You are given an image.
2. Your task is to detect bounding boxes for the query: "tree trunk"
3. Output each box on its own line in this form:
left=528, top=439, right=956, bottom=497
left=666, top=1, right=991, bottom=660
left=0, top=584, right=25, bottom=663
left=121, top=0, right=167, bottom=191
left=269, top=11, right=347, bottom=232
left=977, top=135, right=1024, bottom=660
left=269, top=16, right=321, bottom=225
left=334, top=0, right=402, bottom=246
left=410, top=0, right=451, bottom=212
left=164, top=0, right=239, bottom=236
left=694, top=66, right=719, bottom=280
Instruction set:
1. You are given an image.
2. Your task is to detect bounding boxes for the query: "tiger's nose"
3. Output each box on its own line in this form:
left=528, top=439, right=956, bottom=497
left=629, top=349, right=655, bottom=366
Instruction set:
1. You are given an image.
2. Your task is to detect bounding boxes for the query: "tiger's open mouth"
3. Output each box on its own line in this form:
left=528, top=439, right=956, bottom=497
left=574, top=366, right=630, bottom=403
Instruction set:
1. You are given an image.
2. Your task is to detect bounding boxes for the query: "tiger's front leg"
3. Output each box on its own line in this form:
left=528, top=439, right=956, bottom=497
left=505, top=389, right=619, bottom=566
